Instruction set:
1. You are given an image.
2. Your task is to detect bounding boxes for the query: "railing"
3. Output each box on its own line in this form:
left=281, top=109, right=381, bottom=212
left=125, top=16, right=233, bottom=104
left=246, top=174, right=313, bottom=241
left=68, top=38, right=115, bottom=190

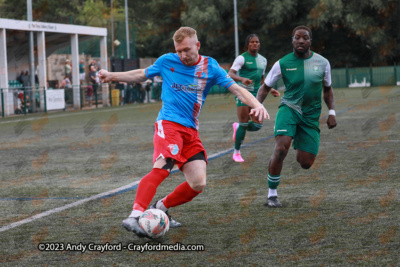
left=2, top=65, right=400, bottom=118
left=0, top=84, right=108, bottom=118
left=272, top=65, right=400, bottom=90
left=0, top=82, right=163, bottom=118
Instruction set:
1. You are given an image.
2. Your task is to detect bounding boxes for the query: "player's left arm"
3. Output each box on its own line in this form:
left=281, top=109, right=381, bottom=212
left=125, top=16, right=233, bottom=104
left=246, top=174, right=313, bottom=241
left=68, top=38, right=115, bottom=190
left=228, top=83, right=270, bottom=122
left=323, top=61, right=337, bottom=129
left=260, top=62, right=282, bottom=100
left=261, top=72, right=280, bottom=97
left=323, top=85, right=336, bottom=129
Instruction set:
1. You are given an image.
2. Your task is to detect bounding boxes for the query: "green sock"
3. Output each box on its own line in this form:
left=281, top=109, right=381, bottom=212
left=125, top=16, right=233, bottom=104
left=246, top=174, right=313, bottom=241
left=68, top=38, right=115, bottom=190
left=247, top=121, right=263, bottom=131
left=268, top=173, right=280, bottom=189
left=234, top=122, right=248, bottom=150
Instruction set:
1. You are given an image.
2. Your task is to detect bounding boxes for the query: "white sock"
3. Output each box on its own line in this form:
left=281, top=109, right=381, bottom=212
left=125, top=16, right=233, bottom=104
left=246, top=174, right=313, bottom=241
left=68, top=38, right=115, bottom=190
left=129, top=210, right=143, bottom=218
left=234, top=149, right=240, bottom=155
left=268, top=189, right=277, bottom=198
left=155, top=200, right=168, bottom=212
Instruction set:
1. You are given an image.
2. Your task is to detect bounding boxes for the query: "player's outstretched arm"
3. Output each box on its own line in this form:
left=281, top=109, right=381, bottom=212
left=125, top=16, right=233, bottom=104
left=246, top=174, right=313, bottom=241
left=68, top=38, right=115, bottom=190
left=323, top=85, right=337, bottom=129
left=228, top=83, right=269, bottom=122
left=98, top=69, right=147, bottom=84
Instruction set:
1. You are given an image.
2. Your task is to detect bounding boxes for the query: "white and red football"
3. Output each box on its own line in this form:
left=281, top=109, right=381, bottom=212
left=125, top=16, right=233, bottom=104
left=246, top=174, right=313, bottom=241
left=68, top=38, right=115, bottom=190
left=138, top=209, right=170, bottom=238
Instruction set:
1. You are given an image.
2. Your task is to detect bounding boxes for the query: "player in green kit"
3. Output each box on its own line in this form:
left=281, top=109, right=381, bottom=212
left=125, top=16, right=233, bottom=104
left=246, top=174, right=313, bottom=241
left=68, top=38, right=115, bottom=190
left=257, top=26, right=337, bottom=207
left=228, top=34, right=280, bottom=162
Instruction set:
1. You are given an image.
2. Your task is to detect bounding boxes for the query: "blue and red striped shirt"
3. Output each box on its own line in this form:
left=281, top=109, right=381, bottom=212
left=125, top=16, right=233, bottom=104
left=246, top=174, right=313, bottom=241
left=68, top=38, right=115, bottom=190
left=145, top=53, right=234, bottom=129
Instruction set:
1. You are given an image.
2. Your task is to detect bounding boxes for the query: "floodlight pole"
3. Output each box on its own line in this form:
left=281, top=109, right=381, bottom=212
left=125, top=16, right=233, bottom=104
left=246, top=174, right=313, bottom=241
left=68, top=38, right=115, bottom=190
left=125, top=0, right=130, bottom=59
left=27, top=0, right=36, bottom=112
left=111, top=0, right=114, bottom=57
left=233, top=0, right=239, bottom=58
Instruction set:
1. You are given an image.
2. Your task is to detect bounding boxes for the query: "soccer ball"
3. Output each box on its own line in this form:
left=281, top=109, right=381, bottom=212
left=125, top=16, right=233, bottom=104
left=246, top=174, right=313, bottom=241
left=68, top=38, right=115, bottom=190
left=138, top=209, right=170, bottom=238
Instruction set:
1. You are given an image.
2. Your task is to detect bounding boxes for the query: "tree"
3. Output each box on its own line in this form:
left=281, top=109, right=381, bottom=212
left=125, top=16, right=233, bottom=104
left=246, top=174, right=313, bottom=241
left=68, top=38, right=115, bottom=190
left=0, top=0, right=398, bottom=66
left=307, top=0, right=400, bottom=66
left=131, top=0, right=187, bottom=57
left=180, top=0, right=236, bottom=62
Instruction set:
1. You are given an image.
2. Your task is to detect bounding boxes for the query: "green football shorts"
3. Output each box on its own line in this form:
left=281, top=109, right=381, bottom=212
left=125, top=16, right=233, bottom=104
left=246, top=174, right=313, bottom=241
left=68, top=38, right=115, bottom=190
left=235, top=91, right=259, bottom=107
left=274, top=105, right=320, bottom=155
left=235, top=96, right=248, bottom=107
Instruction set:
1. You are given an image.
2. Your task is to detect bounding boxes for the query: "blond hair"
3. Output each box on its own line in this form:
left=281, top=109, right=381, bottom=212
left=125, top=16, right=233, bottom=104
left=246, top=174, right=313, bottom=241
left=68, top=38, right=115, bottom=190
left=173, top=27, right=197, bottom=43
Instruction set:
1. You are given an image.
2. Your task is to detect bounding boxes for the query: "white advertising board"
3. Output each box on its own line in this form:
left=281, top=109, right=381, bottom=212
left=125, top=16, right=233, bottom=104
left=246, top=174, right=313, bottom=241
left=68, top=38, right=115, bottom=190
left=46, top=89, right=65, bottom=110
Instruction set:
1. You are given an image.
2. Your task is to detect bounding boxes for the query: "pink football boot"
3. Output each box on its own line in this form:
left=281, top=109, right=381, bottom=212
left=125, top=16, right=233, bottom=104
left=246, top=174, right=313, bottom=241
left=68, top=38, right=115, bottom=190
left=233, top=153, right=244, bottom=162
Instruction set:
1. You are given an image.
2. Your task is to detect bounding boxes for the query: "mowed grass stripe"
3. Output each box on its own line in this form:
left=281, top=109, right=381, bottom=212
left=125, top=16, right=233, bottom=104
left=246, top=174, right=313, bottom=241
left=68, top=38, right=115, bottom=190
left=0, top=87, right=399, bottom=265
left=0, top=86, right=397, bottom=232
left=0, top=180, right=141, bottom=232
left=0, top=132, right=274, bottom=232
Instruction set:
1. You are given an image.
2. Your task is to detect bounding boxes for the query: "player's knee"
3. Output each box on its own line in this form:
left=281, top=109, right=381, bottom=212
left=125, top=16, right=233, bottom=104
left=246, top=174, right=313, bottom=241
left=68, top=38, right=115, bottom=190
left=276, top=150, right=288, bottom=161
left=300, top=162, right=312, bottom=169
left=274, top=145, right=289, bottom=160
left=192, top=181, right=206, bottom=192
left=189, top=177, right=206, bottom=192
left=297, top=158, right=313, bottom=169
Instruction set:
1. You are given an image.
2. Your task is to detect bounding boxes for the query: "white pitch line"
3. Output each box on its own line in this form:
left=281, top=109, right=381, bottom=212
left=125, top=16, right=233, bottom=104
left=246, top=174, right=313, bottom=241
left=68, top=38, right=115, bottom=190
left=0, top=180, right=141, bottom=232
left=0, top=146, right=238, bottom=233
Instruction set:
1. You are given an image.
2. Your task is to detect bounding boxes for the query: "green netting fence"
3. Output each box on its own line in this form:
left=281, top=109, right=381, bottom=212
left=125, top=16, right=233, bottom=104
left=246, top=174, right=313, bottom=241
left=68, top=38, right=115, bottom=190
left=2, top=66, right=400, bottom=118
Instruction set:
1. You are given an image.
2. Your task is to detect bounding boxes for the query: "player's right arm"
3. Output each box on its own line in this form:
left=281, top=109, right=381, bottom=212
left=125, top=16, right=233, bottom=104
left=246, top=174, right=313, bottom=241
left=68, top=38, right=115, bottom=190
left=99, top=69, right=147, bottom=84
left=228, top=55, right=253, bottom=86
left=257, top=84, right=273, bottom=103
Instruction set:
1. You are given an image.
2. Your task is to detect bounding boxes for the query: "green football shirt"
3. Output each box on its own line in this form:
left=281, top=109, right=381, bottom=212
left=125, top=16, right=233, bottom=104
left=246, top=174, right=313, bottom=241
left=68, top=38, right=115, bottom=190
left=231, top=51, right=267, bottom=95
left=265, top=52, right=331, bottom=120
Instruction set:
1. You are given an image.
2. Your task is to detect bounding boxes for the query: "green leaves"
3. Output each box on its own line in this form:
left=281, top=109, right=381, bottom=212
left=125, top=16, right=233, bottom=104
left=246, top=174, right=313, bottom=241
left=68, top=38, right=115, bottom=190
left=0, top=0, right=398, bottom=66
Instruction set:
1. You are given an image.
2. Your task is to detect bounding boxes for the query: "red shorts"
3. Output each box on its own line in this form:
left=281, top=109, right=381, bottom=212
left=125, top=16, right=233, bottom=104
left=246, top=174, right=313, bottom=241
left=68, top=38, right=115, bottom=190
left=153, top=120, right=208, bottom=170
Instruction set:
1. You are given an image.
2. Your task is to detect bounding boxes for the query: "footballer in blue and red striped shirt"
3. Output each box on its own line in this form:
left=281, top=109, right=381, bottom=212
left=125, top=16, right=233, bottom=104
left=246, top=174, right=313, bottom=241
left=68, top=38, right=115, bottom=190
left=99, top=27, right=271, bottom=238
left=145, top=52, right=234, bottom=129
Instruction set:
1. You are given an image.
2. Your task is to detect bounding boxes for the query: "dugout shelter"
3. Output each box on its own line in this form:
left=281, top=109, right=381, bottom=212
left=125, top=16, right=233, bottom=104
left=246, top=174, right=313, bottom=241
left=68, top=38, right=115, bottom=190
left=0, top=18, right=108, bottom=115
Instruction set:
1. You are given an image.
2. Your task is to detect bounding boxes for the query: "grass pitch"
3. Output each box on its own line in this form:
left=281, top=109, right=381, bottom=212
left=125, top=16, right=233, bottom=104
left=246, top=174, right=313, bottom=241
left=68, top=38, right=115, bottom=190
left=0, top=86, right=399, bottom=266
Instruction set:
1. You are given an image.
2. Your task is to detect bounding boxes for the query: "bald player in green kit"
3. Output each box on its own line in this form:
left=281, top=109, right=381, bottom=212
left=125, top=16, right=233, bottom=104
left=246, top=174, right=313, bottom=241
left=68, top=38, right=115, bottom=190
left=257, top=26, right=337, bottom=207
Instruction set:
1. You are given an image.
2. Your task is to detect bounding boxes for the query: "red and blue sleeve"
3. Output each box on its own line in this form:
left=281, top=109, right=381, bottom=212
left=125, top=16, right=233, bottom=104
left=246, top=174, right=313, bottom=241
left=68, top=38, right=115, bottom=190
left=214, top=65, right=235, bottom=88
left=145, top=54, right=166, bottom=78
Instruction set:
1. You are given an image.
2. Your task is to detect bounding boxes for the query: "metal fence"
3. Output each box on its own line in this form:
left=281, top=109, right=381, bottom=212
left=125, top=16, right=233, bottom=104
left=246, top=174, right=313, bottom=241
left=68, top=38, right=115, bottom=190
left=0, top=84, right=111, bottom=118
left=329, top=65, right=399, bottom=88
left=1, top=65, right=400, bottom=118
left=272, top=65, right=400, bottom=90
left=0, top=81, right=165, bottom=117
